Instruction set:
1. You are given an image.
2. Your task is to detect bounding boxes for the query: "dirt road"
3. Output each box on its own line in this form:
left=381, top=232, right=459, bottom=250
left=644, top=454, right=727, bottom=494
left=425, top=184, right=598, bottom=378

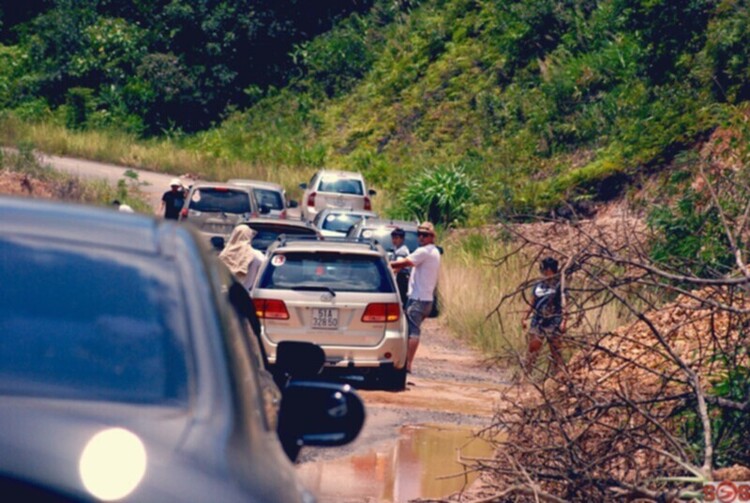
left=297, top=319, right=511, bottom=503
left=30, top=152, right=510, bottom=502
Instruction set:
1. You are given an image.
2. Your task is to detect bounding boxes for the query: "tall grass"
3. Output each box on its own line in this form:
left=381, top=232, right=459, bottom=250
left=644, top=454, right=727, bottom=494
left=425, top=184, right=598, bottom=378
left=440, top=231, right=640, bottom=365
left=0, top=114, right=321, bottom=198
left=440, top=233, right=529, bottom=355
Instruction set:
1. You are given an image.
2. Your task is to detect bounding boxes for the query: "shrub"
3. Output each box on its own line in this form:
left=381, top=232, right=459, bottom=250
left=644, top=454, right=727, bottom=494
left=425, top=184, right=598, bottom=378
left=65, top=87, right=96, bottom=130
left=648, top=190, right=735, bottom=278
left=399, top=164, right=477, bottom=227
left=292, top=14, right=376, bottom=97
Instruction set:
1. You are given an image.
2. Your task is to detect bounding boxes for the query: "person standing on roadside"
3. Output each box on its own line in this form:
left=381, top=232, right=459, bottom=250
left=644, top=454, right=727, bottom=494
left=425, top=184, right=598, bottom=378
left=111, top=199, right=134, bottom=213
left=521, top=257, right=565, bottom=377
left=219, top=226, right=265, bottom=294
left=390, top=228, right=410, bottom=307
left=159, top=178, right=185, bottom=220
left=391, top=222, right=441, bottom=373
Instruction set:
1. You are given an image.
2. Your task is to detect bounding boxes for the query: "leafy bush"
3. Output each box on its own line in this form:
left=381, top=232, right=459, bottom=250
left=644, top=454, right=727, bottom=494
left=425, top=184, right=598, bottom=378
left=399, top=164, right=477, bottom=227
left=648, top=190, right=735, bottom=278
left=65, top=87, right=95, bottom=130
left=292, top=14, right=376, bottom=97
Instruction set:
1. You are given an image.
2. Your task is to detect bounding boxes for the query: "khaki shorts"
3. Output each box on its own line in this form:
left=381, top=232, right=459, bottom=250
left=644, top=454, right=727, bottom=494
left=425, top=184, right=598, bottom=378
left=406, top=299, right=433, bottom=338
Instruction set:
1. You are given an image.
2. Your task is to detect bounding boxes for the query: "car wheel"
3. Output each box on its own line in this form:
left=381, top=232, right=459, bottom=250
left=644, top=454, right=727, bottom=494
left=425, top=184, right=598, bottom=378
left=380, top=366, right=407, bottom=391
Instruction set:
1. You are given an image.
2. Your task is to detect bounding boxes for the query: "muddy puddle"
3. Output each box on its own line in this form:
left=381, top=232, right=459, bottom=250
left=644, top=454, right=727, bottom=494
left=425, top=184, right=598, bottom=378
left=297, top=424, right=494, bottom=503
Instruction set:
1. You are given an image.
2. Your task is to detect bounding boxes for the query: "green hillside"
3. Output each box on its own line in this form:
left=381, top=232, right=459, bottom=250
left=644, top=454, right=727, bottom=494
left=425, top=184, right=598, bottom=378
left=2, top=0, right=750, bottom=223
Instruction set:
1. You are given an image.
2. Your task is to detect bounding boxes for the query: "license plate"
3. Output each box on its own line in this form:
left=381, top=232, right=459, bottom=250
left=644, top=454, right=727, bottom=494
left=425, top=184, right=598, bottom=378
left=312, top=308, right=339, bottom=330
left=206, top=223, right=231, bottom=233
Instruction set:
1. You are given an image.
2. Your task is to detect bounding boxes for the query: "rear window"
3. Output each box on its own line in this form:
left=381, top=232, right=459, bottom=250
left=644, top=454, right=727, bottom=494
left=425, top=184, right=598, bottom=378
left=360, top=227, right=419, bottom=252
left=0, top=238, right=189, bottom=405
left=248, top=225, right=317, bottom=251
left=320, top=213, right=367, bottom=233
left=189, top=188, right=251, bottom=214
left=254, top=188, right=284, bottom=210
left=317, top=177, right=364, bottom=196
left=259, top=252, right=394, bottom=293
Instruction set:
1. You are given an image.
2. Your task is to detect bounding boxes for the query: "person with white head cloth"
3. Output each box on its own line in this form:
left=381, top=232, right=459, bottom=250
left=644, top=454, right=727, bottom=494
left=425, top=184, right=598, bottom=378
left=218, top=226, right=265, bottom=293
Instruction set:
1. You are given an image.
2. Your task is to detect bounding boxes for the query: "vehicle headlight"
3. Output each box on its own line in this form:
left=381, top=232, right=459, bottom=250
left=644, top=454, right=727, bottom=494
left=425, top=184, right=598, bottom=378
left=79, top=428, right=148, bottom=501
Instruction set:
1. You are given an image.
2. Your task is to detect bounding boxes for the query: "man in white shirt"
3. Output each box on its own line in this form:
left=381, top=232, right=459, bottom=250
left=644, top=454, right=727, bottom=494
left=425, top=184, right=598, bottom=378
left=391, top=222, right=441, bottom=373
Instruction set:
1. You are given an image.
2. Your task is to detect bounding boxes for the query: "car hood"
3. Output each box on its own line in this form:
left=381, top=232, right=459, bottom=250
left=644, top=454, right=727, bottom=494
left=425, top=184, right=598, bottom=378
left=0, top=399, right=311, bottom=503
left=0, top=399, right=236, bottom=502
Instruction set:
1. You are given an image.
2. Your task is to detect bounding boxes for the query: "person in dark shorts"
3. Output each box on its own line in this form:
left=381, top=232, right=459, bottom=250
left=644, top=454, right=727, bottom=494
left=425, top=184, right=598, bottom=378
left=391, top=222, right=441, bottom=373
left=160, top=178, right=185, bottom=220
left=521, top=256, right=565, bottom=376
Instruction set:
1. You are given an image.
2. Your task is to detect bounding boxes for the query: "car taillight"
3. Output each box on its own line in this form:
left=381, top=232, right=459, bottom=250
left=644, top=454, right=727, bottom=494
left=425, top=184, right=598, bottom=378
left=362, top=303, right=400, bottom=323
left=364, top=196, right=372, bottom=211
left=254, top=299, right=290, bottom=320
left=180, top=208, right=189, bottom=219
left=307, top=192, right=316, bottom=207
left=280, top=209, right=287, bottom=219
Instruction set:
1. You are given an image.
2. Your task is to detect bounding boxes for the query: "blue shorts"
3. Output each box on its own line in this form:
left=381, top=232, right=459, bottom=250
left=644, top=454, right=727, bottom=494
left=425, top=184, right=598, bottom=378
left=405, top=299, right=433, bottom=338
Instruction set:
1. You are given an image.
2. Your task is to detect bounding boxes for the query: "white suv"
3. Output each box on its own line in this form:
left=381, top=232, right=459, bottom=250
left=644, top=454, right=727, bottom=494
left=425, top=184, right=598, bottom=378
left=252, top=238, right=408, bottom=390
left=299, top=170, right=376, bottom=222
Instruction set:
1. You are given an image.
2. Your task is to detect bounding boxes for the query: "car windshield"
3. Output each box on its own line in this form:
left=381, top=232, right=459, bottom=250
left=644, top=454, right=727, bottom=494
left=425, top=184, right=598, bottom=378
left=259, top=252, right=394, bottom=293
left=360, top=228, right=419, bottom=252
left=253, top=188, right=284, bottom=210
left=249, top=225, right=317, bottom=252
left=0, top=238, right=189, bottom=405
left=320, top=213, right=367, bottom=233
left=189, top=188, right=251, bottom=213
left=317, top=177, right=364, bottom=195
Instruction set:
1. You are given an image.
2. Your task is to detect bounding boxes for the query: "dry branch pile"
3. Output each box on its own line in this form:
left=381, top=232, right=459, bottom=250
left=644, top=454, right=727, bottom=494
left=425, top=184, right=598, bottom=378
left=467, top=213, right=750, bottom=502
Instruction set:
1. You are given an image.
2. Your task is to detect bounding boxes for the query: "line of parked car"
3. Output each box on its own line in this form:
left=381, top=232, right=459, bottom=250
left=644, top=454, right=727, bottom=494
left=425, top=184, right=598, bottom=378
left=0, top=168, right=424, bottom=502
left=178, top=170, right=423, bottom=392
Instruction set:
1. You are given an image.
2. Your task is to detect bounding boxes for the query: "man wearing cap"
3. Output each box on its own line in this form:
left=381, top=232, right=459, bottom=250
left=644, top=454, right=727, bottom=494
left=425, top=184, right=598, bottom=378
left=159, top=178, right=185, bottom=220
left=391, top=222, right=441, bottom=373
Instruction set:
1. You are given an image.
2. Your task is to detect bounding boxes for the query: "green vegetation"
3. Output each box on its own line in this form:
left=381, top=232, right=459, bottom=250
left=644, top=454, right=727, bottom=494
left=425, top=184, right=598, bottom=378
left=3, top=0, right=750, bottom=223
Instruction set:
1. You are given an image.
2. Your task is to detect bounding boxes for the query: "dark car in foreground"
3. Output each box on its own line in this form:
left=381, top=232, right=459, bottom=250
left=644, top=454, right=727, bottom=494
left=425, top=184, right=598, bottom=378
left=0, top=196, right=364, bottom=502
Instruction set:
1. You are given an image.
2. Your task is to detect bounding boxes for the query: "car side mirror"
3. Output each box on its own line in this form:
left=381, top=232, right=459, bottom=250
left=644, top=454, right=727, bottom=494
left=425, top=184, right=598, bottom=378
left=299, top=183, right=308, bottom=190
left=275, top=340, right=325, bottom=382
left=210, top=236, right=225, bottom=251
left=259, top=204, right=272, bottom=215
left=368, top=189, right=377, bottom=196
left=288, top=200, right=299, bottom=208
left=277, top=381, right=365, bottom=461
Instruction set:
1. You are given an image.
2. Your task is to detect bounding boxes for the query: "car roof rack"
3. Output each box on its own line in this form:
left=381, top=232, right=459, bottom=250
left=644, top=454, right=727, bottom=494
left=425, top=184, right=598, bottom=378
left=273, top=234, right=382, bottom=252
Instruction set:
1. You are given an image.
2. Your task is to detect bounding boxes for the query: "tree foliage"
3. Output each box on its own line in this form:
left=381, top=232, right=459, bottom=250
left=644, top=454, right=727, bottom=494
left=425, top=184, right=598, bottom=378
left=0, top=0, right=374, bottom=133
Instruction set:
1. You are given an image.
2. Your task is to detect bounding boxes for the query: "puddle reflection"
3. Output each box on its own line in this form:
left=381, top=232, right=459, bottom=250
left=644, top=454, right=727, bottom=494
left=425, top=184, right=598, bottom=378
left=297, top=424, right=494, bottom=503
